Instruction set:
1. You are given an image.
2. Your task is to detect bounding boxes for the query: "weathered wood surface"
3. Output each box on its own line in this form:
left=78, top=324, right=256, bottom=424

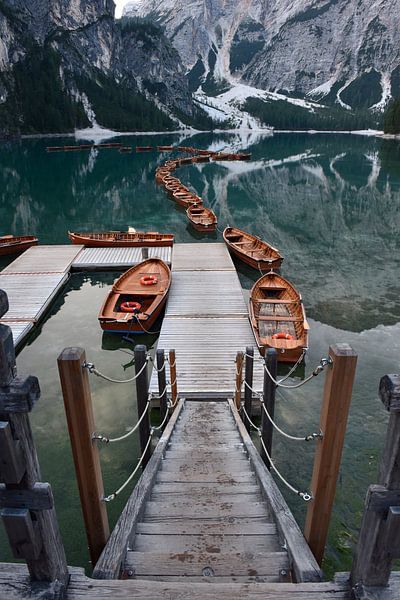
left=351, top=373, right=400, bottom=588
left=304, top=344, right=357, bottom=565
left=92, top=400, right=185, bottom=580
left=134, top=346, right=152, bottom=468
left=0, top=564, right=355, bottom=598
left=261, top=348, right=277, bottom=469
left=72, top=246, right=172, bottom=271
left=149, top=243, right=266, bottom=398
left=58, top=347, right=109, bottom=567
left=2, top=245, right=83, bottom=274
left=229, top=399, right=322, bottom=583
left=0, top=482, right=53, bottom=510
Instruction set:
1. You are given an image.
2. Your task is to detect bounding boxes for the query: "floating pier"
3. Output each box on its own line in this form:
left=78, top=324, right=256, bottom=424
left=149, top=243, right=264, bottom=397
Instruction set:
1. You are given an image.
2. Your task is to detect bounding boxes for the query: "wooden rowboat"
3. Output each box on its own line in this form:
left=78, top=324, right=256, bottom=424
left=249, top=271, right=309, bottom=363
left=187, top=204, right=217, bottom=232
left=223, top=227, right=283, bottom=271
left=99, top=259, right=171, bottom=333
left=172, top=191, right=202, bottom=208
left=0, top=235, right=38, bottom=256
left=68, top=231, right=174, bottom=247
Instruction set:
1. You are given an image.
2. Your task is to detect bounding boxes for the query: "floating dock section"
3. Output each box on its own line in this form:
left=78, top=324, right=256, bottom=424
left=149, top=243, right=263, bottom=397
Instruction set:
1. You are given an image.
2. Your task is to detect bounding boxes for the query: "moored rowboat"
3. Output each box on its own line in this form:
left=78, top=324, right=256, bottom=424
left=68, top=231, right=174, bottom=247
left=0, top=235, right=38, bottom=256
left=172, top=191, right=202, bottom=208
left=187, top=204, right=217, bottom=232
left=99, top=259, right=171, bottom=333
left=249, top=271, right=309, bottom=363
left=223, top=227, right=283, bottom=271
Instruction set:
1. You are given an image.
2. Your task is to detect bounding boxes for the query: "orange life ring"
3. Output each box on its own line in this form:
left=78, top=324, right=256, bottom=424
left=120, top=301, right=141, bottom=313
left=272, top=332, right=294, bottom=340
left=140, top=275, right=158, bottom=286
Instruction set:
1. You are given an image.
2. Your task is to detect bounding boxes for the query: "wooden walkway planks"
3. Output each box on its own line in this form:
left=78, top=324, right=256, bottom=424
left=150, top=243, right=263, bottom=397
left=2, top=245, right=83, bottom=274
left=171, top=243, right=236, bottom=271
left=124, top=400, right=290, bottom=583
left=72, top=246, right=172, bottom=270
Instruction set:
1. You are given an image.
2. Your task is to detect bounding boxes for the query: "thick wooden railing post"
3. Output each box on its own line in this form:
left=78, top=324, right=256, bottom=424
left=260, top=348, right=277, bottom=470
left=156, top=349, right=168, bottom=424
left=57, top=347, right=109, bottom=567
left=235, top=351, right=244, bottom=410
left=304, top=343, right=357, bottom=565
left=134, top=345, right=152, bottom=468
left=350, top=374, right=400, bottom=591
left=244, top=346, right=254, bottom=432
left=169, top=349, right=178, bottom=409
left=0, top=289, right=69, bottom=594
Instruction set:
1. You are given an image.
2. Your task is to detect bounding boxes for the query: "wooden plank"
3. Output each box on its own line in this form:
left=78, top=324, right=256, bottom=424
left=125, top=550, right=289, bottom=577
left=0, top=421, right=25, bottom=484
left=133, top=533, right=280, bottom=553
left=144, top=500, right=269, bottom=520
left=151, top=483, right=260, bottom=495
left=0, top=564, right=353, bottom=599
left=172, top=243, right=235, bottom=271
left=72, top=246, right=172, bottom=270
left=0, top=273, right=68, bottom=321
left=0, top=482, right=53, bottom=510
left=2, top=245, right=83, bottom=274
left=135, top=522, right=278, bottom=535
left=92, top=400, right=185, bottom=580
left=229, top=400, right=322, bottom=583
left=156, top=471, right=255, bottom=483
left=58, top=347, right=109, bottom=566
left=1, top=508, right=42, bottom=560
left=304, top=344, right=357, bottom=565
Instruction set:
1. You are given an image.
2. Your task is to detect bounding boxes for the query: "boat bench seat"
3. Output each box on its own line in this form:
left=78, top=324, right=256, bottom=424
left=256, top=299, right=299, bottom=304
left=257, top=316, right=302, bottom=322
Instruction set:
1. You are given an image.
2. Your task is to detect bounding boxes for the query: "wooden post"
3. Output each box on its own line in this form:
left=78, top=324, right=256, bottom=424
left=134, top=345, right=152, bottom=468
left=350, top=374, right=400, bottom=589
left=0, top=311, right=68, bottom=591
left=141, top=247, right=149, bottom=260
left=156, top=349, right=168, bottom=424
left=169, top=349, right=178, bottom=409
left=304, top=343, right=357, bottom=565
left=260, top=348, right=277, bottom=470
left=235, top=351, right=244, bottom=410
left=58, top=347, right=109, bottom=567
left=244, top=346, right=254, bottom=432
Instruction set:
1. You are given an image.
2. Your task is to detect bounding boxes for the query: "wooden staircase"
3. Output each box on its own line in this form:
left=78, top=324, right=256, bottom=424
left=124, top=400, right=289, bottom=582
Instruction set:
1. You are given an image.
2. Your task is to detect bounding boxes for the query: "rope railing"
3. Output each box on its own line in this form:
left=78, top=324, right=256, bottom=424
left=92, top=400, right=151, bottom=444
left=83, top=357, right=149, bottom=384
left=103, top=432, right=154, bottom=502
left=259, top=399, right=322, bottom=443
left=240, top=405, right=312, bottom=502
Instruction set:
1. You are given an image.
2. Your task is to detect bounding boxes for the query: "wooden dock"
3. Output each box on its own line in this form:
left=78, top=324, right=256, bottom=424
left=0, top=244, right=171, bottom=349
left=150, top=243, right=263, bottom=397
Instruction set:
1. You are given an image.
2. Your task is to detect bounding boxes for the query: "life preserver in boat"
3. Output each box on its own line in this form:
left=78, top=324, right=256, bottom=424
left=140, top=275, right=158, bottom=286
left=121, top=301, right=141, bottom=313
left=272, top=332, right=294, bottom=340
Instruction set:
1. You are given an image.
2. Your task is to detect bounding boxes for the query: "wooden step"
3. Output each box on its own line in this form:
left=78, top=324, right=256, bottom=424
left=156, top=471, right=256, bottom=483
left=135, top=522, right=278, bottom=536
left=143, top=500, right=270, bottom=520
left=151, top=483, right=260, bottom=496
left=125, top=551, right=289, bottom=580
left=133, top=533, right=281, bottom=553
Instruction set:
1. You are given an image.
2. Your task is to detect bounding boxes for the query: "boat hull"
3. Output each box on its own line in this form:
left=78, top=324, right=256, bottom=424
left=0, top=238, right=38, bottom=256
left=223, top=227, right=283, bottom=271
left=228, top=243, right=283, bottom=270
left=69, top=232, right=174, bottom=247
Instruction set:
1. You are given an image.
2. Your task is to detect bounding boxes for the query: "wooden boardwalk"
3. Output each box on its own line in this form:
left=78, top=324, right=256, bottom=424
left=93, top=398, right=328, bottom=592
left=0, top=244, right=171, bottom=349
left=150, top=243, right=263, bottom=397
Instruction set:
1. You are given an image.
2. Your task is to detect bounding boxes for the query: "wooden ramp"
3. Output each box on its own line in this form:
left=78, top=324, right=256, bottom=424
left=94, top=399, right=322, bottom=590
left=72, top=246, right=172, bottom=270
left=149, top=243, right=263, bottom=397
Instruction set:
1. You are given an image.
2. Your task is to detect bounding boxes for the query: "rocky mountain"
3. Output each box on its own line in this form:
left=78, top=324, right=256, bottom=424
left=127, top=0, right=400, bottom=112
left=0, top=0, right=204, bottom=135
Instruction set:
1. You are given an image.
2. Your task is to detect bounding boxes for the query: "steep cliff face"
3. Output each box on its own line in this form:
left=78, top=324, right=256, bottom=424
left=0, top=0, right=196, bottom=134
left=128, top=0, right=400, bottom=110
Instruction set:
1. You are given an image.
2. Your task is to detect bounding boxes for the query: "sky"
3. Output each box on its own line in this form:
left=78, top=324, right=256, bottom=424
left=114, top=0, right=137, bottom=19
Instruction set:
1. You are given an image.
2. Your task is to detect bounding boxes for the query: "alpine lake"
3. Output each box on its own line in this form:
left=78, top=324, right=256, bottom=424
left=0, top=131, right=400, bottom=578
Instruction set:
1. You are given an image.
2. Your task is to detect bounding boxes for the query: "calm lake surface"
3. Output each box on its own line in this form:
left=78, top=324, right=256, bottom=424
left=0, top=132, right=399, bottom=576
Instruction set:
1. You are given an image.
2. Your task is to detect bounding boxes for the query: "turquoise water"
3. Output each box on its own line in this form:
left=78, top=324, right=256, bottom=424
left=0, top=132, right=399, bottom=576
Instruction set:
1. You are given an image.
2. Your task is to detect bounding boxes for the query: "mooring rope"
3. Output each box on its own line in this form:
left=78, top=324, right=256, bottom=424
left=83, top=357, right=149, bottom=384
left=263, top=356, right=332, bottom=389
